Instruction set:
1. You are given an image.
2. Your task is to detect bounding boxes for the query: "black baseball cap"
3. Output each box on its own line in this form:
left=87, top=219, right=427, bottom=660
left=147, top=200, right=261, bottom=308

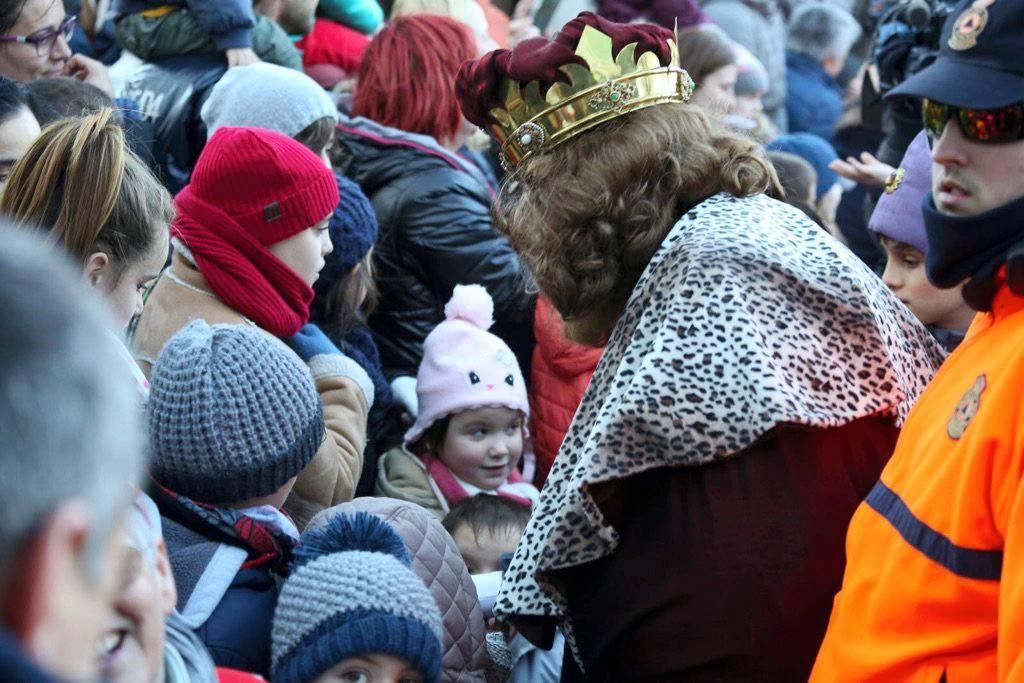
left=886, top=0, right=1024, bottom=108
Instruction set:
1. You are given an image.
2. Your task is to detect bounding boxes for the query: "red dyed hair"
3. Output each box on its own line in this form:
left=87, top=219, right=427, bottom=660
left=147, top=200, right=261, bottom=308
left=354, top=15, right=476, bottom=143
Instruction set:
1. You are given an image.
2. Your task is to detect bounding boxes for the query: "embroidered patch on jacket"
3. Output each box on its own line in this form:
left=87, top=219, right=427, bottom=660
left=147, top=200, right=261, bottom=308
left=947, top=374, right=987, bottom=439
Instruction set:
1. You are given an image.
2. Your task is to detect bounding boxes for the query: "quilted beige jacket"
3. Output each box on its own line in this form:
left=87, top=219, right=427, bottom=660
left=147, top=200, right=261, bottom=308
left=309, top=498, right=488, bottom=681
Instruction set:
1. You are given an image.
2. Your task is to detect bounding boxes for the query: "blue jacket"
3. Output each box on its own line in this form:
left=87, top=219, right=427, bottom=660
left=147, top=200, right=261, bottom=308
left=161, top=515, right=279, bottom=676
left=119, top=54, right=227, bottom=193
left=785, top=51, right=843, bottom=141
left=114, top=0, right=255, bottom=50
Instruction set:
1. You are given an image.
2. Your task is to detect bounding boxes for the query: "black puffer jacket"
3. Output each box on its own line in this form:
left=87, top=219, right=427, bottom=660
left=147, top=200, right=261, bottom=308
left=333, top=115, right=535, bottom=378
left=120, top=54, right=225, bottom=193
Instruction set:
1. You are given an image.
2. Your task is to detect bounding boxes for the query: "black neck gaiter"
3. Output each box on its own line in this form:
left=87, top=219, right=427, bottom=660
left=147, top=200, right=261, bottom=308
left=923, top=192, right=1024, bottom=311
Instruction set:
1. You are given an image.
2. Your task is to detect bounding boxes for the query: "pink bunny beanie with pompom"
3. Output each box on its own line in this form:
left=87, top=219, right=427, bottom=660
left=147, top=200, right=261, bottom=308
left=404, top=285, right=529, bottom=449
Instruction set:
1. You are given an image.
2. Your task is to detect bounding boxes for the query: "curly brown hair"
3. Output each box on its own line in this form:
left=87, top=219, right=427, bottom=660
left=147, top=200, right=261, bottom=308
left=493, top=103, right=780, bottom=346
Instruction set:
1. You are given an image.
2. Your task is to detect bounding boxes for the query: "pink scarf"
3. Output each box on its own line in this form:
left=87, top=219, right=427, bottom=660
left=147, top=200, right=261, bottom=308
left=422, top=454, right=533, bottom=509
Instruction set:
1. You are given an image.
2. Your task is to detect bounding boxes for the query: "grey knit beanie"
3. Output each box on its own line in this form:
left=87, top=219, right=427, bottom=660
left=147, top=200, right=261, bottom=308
left=272, top=513, right=443, bottom=683
left=201, top=63, right=338, bottom=140
left=148, top=320, right=324, bottom=504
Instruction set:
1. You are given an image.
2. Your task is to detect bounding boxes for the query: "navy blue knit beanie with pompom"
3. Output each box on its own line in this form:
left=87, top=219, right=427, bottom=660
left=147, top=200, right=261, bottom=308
left=270, top=512, right=443, bottom=683
left=314, top=173, right=379, bottom=300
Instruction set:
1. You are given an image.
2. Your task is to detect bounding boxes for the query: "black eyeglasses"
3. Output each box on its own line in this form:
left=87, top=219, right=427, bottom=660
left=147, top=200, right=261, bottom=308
left=923, top=97, right=1024, bottom=144
left=0, top=15, right=76, bottom=57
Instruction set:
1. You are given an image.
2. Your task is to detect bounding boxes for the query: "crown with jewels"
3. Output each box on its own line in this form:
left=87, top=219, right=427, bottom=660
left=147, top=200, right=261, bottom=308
left=489, top=25, right=694, bottom=171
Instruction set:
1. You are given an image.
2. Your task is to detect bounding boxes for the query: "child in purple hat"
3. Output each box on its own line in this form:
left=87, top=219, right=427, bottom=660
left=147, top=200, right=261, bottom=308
left=870, top=131, right=975, bottom=351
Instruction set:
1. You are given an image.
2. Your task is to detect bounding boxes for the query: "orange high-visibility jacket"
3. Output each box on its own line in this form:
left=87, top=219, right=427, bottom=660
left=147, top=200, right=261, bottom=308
left=812, top=285, right=1024, bottom=683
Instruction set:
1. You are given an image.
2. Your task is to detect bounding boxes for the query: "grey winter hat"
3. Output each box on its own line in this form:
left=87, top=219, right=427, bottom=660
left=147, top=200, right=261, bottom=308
left=201, top=63, right=338, bottom=140
left=147, top=320, right=324, bottom=504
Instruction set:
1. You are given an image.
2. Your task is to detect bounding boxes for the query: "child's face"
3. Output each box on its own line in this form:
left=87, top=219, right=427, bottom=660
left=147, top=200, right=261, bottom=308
left=439, top=407, right=524, bottom=490
left=99, top=529, right=176, bottom=683
left=313, top=653, right=422, bottom=683
left=733, top=92, right=764, bottom=120
left=268, top=215, right=333, bottom=287
left=879, top=236, right=972, bottom=330
left=451, top=522, right=523, bottom=575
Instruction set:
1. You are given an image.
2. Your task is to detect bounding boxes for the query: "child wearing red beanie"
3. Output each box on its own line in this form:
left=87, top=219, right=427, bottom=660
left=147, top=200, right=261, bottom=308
left=132, top=126, right=374, bottom=527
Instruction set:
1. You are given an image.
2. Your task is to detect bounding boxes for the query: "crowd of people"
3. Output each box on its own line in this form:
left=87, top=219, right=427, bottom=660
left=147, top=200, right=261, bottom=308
left=0, top=0, right=1022, bottom=680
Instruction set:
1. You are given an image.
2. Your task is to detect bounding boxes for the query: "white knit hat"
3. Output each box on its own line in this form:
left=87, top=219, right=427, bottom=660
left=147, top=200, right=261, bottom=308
left=201, top=63, right=338, bottom=140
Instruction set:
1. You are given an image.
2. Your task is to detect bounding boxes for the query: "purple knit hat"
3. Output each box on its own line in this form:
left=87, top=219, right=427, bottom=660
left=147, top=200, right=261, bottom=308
left=868, top=131, right=932, bottom=255
left=404, top=285, right=529, bottom=448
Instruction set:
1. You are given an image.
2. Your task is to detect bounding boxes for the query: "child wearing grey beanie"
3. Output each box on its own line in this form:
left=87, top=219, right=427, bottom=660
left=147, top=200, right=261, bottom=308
left=272, top=512, right=443, bottom=683
left=147, top=320, right=325, bottom=675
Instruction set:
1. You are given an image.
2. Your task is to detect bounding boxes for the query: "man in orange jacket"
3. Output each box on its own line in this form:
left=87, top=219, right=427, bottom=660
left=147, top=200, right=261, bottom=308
left=811, top=0, right=1024, bottom=680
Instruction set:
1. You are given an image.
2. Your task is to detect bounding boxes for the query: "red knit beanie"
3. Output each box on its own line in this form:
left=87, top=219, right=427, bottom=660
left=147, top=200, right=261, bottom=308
left=187, top=127, right=338, bottom=245
left=172, top=127, right=340, bottom=337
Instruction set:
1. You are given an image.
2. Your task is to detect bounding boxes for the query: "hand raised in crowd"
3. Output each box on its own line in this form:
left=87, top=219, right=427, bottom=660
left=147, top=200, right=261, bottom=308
left=829, top=151, right=895, bottom=188
left=62, top=54, right=114, bottom=96
left=226, top=47, right=262, bottom=68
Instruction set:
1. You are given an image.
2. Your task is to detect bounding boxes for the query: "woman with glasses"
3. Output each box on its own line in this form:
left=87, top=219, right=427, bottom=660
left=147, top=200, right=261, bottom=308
left=0, top=0, right=111, bottom=93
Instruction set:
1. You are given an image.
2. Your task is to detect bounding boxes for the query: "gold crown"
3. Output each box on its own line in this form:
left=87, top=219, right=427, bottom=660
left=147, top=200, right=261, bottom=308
left=490, top=25, right=694, bottom=170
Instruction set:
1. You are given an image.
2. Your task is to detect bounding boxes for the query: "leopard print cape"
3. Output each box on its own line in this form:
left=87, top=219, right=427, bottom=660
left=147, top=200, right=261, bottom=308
left=495, top=192, right=947, bottom=659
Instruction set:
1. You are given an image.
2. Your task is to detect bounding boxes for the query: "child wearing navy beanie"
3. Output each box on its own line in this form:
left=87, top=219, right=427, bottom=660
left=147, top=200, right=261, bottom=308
left=271, top=512, right=443, bottom=683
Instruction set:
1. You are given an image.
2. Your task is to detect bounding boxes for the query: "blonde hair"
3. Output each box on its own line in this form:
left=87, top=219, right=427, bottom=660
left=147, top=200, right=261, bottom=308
left=390, top=0, right=491, bottom=50
left=0, top=109, right=173, bottom=270
left=495, top=103, right=780, bottom=345
left=392, top=0, right=480, bottom=22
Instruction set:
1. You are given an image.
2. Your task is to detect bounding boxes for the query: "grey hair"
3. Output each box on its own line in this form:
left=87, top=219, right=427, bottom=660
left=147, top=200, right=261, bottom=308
left=0, top=229, right=146, bottom=583
left=786, top=3, right=862, bottom=63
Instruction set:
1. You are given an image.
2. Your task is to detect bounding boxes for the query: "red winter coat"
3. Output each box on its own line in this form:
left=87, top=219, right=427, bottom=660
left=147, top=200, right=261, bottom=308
left=296, top=18, right=368, bottom=78
left=529, top=296, right=604, bottom=487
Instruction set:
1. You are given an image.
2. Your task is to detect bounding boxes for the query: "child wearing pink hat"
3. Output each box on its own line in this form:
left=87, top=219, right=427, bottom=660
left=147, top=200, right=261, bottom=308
left=375, top=285, right=539, bottom=517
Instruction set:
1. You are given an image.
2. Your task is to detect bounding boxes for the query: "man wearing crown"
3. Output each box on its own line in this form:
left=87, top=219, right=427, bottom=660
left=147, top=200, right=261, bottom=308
left=455, top=12, right=945, bottom=680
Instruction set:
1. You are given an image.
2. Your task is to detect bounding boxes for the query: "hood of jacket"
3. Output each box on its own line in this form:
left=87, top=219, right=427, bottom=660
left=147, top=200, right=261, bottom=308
left=333, top=115, right=492, bottom=200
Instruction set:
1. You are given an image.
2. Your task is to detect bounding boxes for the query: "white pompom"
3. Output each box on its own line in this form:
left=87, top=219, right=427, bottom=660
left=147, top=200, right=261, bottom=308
left=443, top=284, right=495, bottom=330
